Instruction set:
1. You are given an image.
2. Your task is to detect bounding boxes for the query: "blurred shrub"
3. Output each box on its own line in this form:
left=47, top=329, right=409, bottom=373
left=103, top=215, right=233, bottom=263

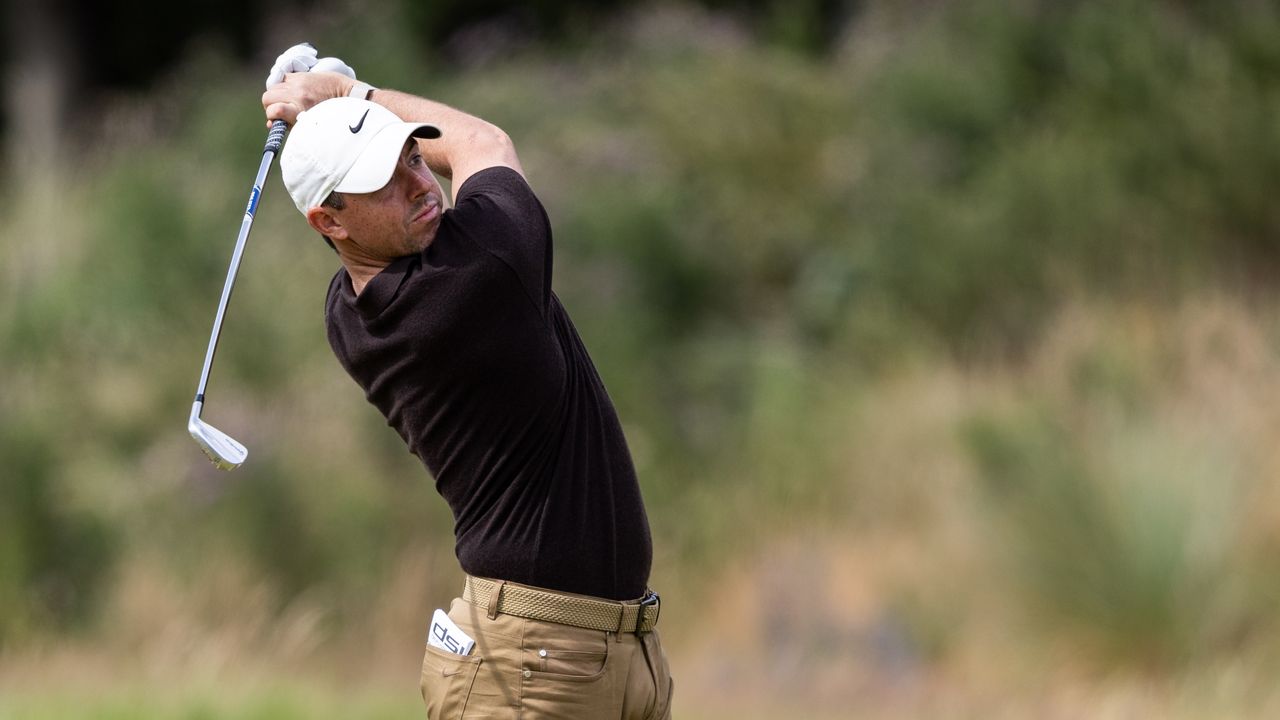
left=958, top=305, right=1273, bottom=669
left=4, top=0, right=1280, bottom=651
left=0, top=425, right=117, bottom=643
left=853, top=0, right=1280, bottom=352
left=964, top=409, right=1203, bottom=666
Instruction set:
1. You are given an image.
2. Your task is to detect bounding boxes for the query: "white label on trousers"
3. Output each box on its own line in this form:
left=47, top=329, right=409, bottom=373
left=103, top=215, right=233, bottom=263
left=428, top=609, right=475, bottom=656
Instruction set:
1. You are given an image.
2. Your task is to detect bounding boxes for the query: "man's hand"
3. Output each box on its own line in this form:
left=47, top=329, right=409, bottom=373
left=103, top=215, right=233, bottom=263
left=263, top=72, right=358, bottom=127
left=264, top=44, right=358, bottom=87
left=265, top=43, right=319, bottom=88
left=263, top=44, right=359, bottom=127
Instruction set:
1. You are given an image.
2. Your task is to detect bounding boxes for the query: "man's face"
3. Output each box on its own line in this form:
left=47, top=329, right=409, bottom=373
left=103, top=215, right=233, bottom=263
left=321, top=139, right=445, bottom=259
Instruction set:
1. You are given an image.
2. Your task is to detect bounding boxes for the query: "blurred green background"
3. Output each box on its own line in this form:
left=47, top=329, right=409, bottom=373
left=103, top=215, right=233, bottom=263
left=4, top=0, right=1280, bottom=717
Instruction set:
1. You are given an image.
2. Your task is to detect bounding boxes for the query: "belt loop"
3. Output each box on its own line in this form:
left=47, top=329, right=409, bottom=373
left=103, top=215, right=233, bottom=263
left=614, top=600, right=629, bottom=638
left=487, top=580, right=506, bottom=621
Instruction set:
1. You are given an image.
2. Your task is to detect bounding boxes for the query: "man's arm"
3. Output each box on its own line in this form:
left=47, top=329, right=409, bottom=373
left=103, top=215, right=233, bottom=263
left=263, top=71, right=523, bottom=203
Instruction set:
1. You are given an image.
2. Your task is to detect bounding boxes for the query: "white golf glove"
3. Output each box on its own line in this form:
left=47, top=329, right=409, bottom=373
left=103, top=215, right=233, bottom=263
left=311, top=56, right=356, bottom=78
left=265, top=44, right=358, bottom=89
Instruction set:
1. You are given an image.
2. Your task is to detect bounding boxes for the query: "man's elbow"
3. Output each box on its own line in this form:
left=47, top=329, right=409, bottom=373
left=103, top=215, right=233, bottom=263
left=471, top=124, right=519, bottom=165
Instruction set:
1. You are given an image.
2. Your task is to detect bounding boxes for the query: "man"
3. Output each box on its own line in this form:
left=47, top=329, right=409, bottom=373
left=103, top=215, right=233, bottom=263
left=261, top=46, right=673, bottom=718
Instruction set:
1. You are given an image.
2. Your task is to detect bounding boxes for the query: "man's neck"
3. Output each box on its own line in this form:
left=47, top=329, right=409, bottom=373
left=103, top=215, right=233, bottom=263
left=342, top=256, right=390, bottom=296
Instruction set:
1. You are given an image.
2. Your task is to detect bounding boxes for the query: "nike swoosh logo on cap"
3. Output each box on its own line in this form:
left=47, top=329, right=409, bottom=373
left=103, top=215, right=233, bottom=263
left=349, top=109, right=370, bottom=133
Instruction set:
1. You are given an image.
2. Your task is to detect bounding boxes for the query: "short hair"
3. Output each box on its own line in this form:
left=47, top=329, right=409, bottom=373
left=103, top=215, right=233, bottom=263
left=320, top=191, right=346, bottom=252
left=322, top=191, right=346, bottom=210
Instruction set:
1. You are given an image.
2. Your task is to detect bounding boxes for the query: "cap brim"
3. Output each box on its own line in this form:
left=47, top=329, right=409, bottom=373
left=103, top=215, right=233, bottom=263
left=333, top=122, right=442, bottom=195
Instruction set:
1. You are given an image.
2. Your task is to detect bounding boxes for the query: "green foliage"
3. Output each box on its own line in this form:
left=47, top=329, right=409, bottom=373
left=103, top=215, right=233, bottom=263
left=0, top=425, right=117, bottom=643
left=5, top=0, right=1280, bottom=681
left=958, top=311, right=1263, bottom=669
left=854, top=0, right=1280, bottom=350
left=964, top=409, right=1196, bottom=666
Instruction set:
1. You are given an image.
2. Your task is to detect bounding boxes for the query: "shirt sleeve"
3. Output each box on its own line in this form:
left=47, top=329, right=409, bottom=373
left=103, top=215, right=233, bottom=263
left=450, top=166, right=553, bottom=316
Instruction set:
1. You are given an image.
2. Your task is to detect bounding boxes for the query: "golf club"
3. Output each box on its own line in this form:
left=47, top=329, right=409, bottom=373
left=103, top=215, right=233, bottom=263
left=188, top=119, right=288, bottom=470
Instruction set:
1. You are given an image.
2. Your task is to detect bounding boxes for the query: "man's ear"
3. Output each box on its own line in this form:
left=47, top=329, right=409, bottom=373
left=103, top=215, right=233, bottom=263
left=306, top=206, right=348, bottom=241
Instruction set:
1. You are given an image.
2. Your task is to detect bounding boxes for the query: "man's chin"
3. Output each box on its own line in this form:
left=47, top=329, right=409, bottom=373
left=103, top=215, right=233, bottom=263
left=406, top=228, right=439, bottom=255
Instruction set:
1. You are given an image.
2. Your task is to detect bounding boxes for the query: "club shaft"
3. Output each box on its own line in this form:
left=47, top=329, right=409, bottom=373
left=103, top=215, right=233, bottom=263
left=193, top=121, right=287, bottom=404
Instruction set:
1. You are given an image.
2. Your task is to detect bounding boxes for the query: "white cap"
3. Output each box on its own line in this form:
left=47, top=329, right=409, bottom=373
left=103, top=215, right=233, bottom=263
left=280, top=97, right=441, bottom=214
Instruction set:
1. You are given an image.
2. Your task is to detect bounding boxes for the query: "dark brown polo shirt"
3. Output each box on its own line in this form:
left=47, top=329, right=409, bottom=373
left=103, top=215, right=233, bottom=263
left=324, top=166, right=652, bottom=600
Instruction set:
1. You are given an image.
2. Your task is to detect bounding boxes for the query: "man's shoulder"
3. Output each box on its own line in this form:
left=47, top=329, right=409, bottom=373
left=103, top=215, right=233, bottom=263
left=451, top=165, right=548, bottom=236
left=447, top=165, right=552, bottom=315
left=456, top=165, right=530, bottom=201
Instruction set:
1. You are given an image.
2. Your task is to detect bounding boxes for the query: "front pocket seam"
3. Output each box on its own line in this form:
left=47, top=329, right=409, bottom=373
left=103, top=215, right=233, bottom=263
left=457, top=657, right=482, bottom=718
left=523, top=664, right=610, bottom=684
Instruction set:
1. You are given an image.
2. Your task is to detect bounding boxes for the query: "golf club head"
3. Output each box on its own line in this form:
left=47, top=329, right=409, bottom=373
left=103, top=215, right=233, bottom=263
left=188, top=401, right=247, bottom=470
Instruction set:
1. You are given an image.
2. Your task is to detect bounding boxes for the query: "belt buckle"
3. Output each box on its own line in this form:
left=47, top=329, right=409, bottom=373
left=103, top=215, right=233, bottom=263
left=634, top=590, right=660, bottom=637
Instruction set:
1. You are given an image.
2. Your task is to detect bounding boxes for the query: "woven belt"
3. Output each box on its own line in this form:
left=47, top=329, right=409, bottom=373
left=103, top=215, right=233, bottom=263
left=463, top=576, right=660, bottom=634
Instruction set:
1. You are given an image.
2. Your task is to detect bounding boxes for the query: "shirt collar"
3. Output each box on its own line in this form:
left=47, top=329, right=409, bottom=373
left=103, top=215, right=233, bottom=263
left=347, top=254, right=417, bottom=319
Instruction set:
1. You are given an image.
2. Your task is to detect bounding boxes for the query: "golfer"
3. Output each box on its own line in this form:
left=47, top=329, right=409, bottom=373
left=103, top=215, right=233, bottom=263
left=262, top=46, right=673, bottom=718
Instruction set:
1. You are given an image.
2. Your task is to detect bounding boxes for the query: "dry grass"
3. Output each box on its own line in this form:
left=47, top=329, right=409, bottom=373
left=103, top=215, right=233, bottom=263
left=8, top=296, right=1280, bottom=717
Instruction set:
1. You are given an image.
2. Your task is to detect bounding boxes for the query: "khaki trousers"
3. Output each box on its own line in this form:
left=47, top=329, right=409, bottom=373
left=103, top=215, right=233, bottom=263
left=420, top=595, right=674, bottom=719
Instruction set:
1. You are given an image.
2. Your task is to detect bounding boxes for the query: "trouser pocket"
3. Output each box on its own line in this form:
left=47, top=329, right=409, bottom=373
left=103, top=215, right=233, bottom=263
left=420, top=643, right=483, bottom=719
left=519, top=632, right=613, bottom=716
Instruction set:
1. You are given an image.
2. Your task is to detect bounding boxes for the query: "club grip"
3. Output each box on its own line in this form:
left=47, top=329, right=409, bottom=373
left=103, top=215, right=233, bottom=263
left=264, top=119, right=288, bottom=155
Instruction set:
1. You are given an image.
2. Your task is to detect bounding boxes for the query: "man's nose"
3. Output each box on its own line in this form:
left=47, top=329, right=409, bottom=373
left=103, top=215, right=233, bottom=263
left=405, top=167, right=432, bottom=200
